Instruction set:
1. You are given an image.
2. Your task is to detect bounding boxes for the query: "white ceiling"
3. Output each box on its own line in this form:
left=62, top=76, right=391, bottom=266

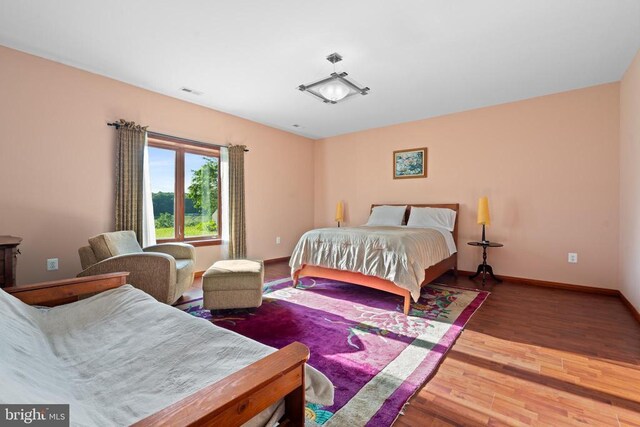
left=0, top=1, right=639, bottom=139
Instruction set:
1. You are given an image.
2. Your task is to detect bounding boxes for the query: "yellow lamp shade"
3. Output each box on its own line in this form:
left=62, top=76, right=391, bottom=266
left=477, top=196, right=491, bottom=225
left=335, top=201, right=344, bottom=223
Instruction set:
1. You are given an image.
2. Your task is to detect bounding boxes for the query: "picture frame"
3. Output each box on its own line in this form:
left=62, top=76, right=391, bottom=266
left=393, top=147, right=428, bottom=179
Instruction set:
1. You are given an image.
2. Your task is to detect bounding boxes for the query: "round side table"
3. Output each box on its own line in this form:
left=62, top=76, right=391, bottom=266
left=467, top=241, right=503, bottom=286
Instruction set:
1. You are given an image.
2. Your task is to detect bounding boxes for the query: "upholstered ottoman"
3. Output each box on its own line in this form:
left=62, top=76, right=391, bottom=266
left=202, top=260, right=264, bottom=310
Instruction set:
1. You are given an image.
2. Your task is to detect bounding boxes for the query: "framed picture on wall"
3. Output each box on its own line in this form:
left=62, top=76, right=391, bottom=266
left=393, top=147, right=428, bottom=179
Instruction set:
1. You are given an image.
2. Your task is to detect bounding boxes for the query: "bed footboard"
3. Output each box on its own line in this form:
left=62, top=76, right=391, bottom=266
left=294, top=253, right=457, bottom=316
left=133, top=342, right=309, bottom=427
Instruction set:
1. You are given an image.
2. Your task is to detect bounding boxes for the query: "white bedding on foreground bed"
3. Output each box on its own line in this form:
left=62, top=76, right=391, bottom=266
left=290, top=226, right=456, bottom=302
left=0, top=285, right=333, bottom=427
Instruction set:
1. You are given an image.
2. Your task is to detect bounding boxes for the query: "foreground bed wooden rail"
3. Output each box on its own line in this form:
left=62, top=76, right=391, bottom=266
left=133, top=342, right=307, bottom=427
left=5, top=272, right=129, bottom=305
left=5, top=273, right=309, bottom=427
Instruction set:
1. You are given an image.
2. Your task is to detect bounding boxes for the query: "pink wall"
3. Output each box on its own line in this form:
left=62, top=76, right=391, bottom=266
left=0, top=46, right=315, bottom=284
left=0, top=43, right=628, bottom=292
left=620, top=48, right=640, bottom=311
left=314, top=84, right=620, bottom=289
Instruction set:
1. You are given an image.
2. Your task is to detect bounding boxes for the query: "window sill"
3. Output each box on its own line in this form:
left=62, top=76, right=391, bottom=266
left=156, top=238, right=223, bottom=247
left=188, top=239, right=223, bottom=247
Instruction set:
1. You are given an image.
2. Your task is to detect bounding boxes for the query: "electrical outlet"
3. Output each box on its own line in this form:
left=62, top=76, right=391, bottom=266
left=568, top=253, right=578, bottom=264
left=47, top=258, right=59, bottom=271
left=276, top=236, right=281, bottom=245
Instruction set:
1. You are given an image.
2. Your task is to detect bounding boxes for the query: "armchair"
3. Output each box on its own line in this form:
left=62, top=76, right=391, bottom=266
left=78, top=231, right=195, bottom=304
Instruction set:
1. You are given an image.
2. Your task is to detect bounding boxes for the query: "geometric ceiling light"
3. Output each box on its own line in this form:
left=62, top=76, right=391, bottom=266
left=298, top=52, right=370, bottom=104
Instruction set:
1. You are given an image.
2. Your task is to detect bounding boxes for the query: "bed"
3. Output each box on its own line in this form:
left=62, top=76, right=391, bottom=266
left=291, top=204, right=459, bottom=315
left=1, top=272, right=334, bottom=427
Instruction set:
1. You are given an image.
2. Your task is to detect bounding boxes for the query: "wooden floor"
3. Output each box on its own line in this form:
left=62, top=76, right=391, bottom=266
left=183, top=262, right=640, bottom=426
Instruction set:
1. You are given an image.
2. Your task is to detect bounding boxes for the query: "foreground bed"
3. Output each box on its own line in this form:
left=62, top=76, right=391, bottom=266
left=291, top=204, right=459, bottom=315
left=1, top=273, right=333, bottom=426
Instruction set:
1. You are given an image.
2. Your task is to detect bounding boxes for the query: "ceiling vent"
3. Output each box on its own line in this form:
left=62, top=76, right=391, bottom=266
left=180, top=87, right=203, bottom=96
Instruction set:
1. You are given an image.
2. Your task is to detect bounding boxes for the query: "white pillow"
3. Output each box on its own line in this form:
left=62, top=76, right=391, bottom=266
left=407, top=207, right=457, bottom=231
left=365, top=205, right=407, bottom=226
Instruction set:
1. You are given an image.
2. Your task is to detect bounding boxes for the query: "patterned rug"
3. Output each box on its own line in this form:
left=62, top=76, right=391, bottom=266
left=175, top=277, right=488, bottom=426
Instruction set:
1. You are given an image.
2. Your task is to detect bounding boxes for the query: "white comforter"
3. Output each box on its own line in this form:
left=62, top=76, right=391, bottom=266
left=290, top=226, right=456, bottom=302
left=0, top=285, right=333, bottom=426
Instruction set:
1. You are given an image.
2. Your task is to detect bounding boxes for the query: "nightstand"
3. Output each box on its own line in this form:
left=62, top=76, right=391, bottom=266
left=0, top=236, right=22, bottom=288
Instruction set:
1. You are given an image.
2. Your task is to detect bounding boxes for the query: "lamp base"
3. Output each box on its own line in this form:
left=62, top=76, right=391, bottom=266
left=481, top=224, right=489, bottom=244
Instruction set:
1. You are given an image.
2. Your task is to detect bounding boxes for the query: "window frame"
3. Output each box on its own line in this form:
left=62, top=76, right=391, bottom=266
left=148, top=135, right=222, bottom=247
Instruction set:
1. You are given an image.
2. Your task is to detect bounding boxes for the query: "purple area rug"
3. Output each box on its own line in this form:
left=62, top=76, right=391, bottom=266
left=175, top=277, right=488, bottom=426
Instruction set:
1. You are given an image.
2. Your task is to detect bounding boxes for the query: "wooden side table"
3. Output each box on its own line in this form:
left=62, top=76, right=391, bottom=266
left=0, top=236, right=22, bottom=288
left=467, top=241, right=503, bottom=286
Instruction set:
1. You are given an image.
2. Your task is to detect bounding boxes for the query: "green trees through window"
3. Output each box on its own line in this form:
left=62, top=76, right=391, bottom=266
left=184, top=153, right=219, bottom=237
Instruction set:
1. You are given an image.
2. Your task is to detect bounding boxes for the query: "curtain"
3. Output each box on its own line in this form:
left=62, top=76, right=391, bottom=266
left=114, top=119, right=148, bottom=245
left=228, top=144, right=247, bottom=258
left=220, top=147, right=230, bottom=258
left=142, top=140, right=156, bottom=247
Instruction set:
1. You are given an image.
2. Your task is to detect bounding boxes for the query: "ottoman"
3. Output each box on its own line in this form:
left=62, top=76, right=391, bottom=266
left=202, top=259, right=264, bottom=310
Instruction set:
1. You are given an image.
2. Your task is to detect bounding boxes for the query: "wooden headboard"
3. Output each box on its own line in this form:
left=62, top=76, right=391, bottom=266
left=370, top=203, right=460, bottom=244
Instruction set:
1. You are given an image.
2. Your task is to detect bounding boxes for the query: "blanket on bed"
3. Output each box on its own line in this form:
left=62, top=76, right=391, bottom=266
left=290, top=226, right=455, bottom=302
left=0, top=285, right=333, bottom=426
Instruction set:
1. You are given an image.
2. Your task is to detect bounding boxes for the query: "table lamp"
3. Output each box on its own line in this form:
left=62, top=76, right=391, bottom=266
left=335, top=201, right=344, bottom=227
left=477, top=196, right=491, bottom=243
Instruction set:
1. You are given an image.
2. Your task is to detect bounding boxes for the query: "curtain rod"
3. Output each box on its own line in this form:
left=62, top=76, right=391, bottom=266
left=106, top=122, right=249, bottom=152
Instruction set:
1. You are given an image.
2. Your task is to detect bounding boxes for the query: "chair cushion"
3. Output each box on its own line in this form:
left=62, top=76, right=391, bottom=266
left=89, top=231, right=143, bottom=262
left=79, top=246, right=98, bottom=270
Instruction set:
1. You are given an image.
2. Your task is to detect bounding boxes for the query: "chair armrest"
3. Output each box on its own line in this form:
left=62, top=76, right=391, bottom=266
left=78, top=253, right=177, bottom=303
left=143, top=243, right=196, bottom=260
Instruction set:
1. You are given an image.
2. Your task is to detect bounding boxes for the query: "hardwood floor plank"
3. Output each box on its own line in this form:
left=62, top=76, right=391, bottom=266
left=407, top=273, right=640, bottom=426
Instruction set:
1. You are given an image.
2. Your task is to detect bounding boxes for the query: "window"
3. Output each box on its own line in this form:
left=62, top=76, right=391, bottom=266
left=148, top=136, right=221, bottom=246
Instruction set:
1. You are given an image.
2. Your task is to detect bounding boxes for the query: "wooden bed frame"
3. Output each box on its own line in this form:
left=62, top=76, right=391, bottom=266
left=293, top=203, right=459, bottom=316
left=5, top=272, right=308, bottom=427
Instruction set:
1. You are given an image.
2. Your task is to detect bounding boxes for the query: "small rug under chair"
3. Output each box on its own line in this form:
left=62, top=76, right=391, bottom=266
left=174, top=277, right=488, bottom=426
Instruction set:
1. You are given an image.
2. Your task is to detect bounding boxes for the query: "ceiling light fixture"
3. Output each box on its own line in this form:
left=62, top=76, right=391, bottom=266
left=298, top=53, right=370, bottom=104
